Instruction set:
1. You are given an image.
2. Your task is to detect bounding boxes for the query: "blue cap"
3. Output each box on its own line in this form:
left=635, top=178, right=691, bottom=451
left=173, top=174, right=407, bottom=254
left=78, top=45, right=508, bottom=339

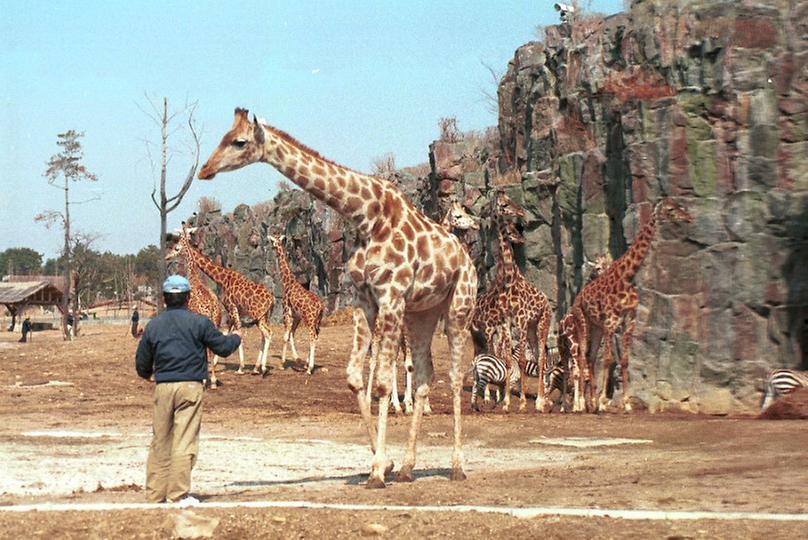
left=162, top=274, right=191, bottom=293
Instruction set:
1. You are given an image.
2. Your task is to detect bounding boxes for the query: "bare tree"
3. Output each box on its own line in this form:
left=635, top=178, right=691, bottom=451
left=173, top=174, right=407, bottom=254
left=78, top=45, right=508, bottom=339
left=480, top=61, right=503, bottom=116
left=139, top=96, right=201, bottom=303
left=36, top=130, right=98, bottom=340
left=438, top=117, right=462, bottom=143
left=69, top=233, right=102, bottom=335
left=197, top=196, right=221, bottom=214
left=371, top=153, right=397, bottom=176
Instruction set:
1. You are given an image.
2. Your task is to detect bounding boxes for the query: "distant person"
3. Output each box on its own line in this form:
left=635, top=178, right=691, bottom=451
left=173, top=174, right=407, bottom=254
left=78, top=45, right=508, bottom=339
left=131, top=306, right=140, bottom=338
left=19, top=317, right=32, bottom=343
left=135, top=274, right=241, bottom=505
left=66, top=312, right=74, bottom=335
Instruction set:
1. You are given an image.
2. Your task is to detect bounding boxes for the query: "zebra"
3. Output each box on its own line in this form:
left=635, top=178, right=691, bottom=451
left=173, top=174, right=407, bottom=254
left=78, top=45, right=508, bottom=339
left=469, top=351, right=521, bottom=410
left=469, top=340, right=568, bottom=411
left=761, top=369, right=808, bottom=410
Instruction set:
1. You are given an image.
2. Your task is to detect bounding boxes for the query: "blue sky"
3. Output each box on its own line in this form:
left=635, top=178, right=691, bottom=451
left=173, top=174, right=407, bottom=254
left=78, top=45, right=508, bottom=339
left=0, top=0, right=625, bottom=261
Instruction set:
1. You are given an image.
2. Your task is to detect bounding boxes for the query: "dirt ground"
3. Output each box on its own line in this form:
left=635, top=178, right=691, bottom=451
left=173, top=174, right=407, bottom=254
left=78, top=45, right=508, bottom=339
left=1, top=321, right=807, bottom=538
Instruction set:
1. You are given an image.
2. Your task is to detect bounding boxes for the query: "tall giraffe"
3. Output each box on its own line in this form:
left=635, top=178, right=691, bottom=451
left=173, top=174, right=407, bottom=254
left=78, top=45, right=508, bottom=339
left=367, top=200, right=479, bottom=416
left=556, top=253, right=612, bottom=411
left=165, top=225, right=225, bottom=387
left=174, top=225, right=275, bottom=376
left=267, top=234, right=325, bottom=374
left=470, top=193, right=525, bottom=411
left=504, top=259, right=554, bottom=412
left=562, top=198, right=693, bottom=412
left=199, top=108, right=477, bottom=488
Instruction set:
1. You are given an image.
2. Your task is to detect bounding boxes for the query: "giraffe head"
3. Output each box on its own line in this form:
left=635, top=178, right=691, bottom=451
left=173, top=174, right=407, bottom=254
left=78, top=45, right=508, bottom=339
left=198, top=108, right=266, bottom=180
left=443, top=200, right=480, bottom=231
left=493, top=191, right=526, bottom=220
left=268, top=234, right=287, bottom=251
left=588, top=253, right=612, bottom=281
left=504, top=219, right=525, bottom=245
left=655, top=197, right=693, bottom=224
left=165, top=223, right=200, bottom=263
left=165, top=233, right=182, bottom=263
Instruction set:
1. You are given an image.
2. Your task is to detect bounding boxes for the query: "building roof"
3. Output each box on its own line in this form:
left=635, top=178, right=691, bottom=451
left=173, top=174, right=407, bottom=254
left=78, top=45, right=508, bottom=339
left=3, top=274, right=66, bottom=292
left=0, top=281, right=63, bottom=305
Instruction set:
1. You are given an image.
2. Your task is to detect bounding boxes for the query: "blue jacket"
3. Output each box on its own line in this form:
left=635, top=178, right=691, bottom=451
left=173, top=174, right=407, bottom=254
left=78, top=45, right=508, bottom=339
left=135, top=306, right=241, bottom=383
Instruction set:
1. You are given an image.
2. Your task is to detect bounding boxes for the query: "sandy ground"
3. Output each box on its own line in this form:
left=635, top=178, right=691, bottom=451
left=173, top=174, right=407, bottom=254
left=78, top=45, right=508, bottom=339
left=1, top=322, right=806, bottom=538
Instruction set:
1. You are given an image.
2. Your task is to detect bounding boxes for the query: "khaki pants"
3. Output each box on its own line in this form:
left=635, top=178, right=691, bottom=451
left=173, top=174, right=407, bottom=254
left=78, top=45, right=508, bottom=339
left=145, top=381, right=204, bottom=502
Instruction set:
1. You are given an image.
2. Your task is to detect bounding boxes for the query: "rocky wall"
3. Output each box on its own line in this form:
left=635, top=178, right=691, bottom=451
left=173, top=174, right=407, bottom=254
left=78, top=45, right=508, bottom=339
left=185, top=0, right=808, bottom=413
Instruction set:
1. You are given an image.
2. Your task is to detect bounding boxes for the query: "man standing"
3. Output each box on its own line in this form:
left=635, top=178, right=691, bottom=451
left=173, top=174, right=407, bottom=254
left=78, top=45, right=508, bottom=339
left=135, top=274, right=241, bottom=504
left=131, top=306, right=140, bottom=338
left=19, top=317, right=32, bottom=343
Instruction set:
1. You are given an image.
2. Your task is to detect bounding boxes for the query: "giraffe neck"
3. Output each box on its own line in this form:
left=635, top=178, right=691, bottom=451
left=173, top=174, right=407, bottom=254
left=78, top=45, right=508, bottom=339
left=495, top=218, right=517, bottom=289
left=273, top=245, right=297, bottom=292
left=258, top=123, right=409, bottom=238
left=185, top=258, right=206, bottom=289
left=614, top=210, right=658, bottom=281
left=181, top=238, right=234, bottom=290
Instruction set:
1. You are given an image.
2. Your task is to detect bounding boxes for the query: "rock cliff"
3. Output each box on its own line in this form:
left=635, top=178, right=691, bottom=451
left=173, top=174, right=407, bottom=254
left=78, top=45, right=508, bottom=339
left=189, top=0, right=808, bottom=413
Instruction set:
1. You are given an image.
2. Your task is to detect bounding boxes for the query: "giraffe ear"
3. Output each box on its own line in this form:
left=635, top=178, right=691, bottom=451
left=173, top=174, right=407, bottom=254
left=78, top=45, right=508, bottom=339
left=253, top=115, right=265, bottom=144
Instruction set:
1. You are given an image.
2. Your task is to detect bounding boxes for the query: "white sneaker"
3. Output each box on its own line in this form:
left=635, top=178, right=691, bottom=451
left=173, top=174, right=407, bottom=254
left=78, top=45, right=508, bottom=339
left=169, top=495, right=200, bottom=508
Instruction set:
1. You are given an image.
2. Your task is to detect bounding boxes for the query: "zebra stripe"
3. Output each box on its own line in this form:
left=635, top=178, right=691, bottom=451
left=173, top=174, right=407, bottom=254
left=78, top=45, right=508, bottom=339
left=469, top=353, right=520, bottom=409
left=470, top=343, right=568, bottom=410
left=762, top=369, right=808, bottom=410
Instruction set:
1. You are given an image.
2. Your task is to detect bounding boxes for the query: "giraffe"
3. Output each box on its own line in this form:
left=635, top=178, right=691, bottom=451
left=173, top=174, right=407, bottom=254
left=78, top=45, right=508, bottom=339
left=172, top=222, right=275, bottom=377
left=562, top=198, right=693, bottom=413
left=198, top=108, right=477, bottom=488
left=267, top=234, right=325, bottom=374
left=504, top=260, right=554, bottom=412
left=469, top=193, right=527, bottom=412
left=367, top=200, right=480, bottom=416
left=555, top=253, right=612, bottom=411
left=165, top=224, right=225, bottom=388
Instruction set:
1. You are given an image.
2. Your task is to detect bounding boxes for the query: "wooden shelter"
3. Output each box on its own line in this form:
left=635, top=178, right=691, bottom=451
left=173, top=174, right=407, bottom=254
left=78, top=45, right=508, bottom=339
left=0, top=276, right=65, bottom=331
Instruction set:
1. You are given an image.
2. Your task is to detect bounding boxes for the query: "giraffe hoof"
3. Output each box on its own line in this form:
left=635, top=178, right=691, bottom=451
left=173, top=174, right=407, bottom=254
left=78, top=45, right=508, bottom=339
left=384, top=460, right=395, bottom=476
left=261, top=369, right=269, bottom=379
left=365, top=477, right=386, bottom=489
left=451, top=468, right=467, bottom=482
left=395, top=468, right=414, bottom=483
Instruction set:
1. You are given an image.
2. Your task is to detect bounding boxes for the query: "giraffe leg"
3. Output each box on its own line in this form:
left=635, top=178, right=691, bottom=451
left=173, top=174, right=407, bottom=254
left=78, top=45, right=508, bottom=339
left=500, top=327, right=514, bottom=413
left=347, top=300, right=379, bottom=455
left=367, top=299, right=404, bottom=489
left=280, top=308, right=293, bottom=369
left=207, top=350, right=218, bottom=389
left=619, top=316, right=636, bottom=413
left=400, top=335, right=414, bottom=414
left=396, top=307, right=440, bottom=483
left=255, top=317, right=273, bottom=377
left=515, top=324, right=529, bottom=412
left=390, top=348, right=403, bottom=414
left=365, top=334, right=379, bottom=405
left=226, top=305, right=245, bottom=375
left=446, top=270, right=475, bottom=482
left=534, top=310, right=551, bottom=413
left=570, top=309, right=588, bottom=413
left=289, top=317, right=301, bottom=361
left=306, top=325, right=318, bottom=375
left=597, top=329, right=615, bottom=412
